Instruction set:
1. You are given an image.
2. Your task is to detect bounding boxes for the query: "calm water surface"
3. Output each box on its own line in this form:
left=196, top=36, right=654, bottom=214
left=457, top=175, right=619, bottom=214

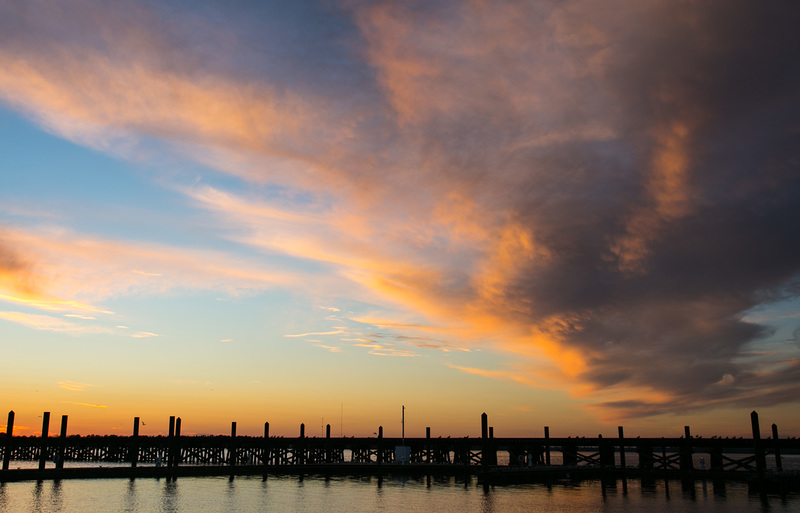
left=1, top=474, right=797, bottom=513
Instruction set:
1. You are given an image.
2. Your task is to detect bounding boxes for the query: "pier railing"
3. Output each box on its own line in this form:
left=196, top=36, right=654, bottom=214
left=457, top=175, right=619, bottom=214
left=1, top=410, right=797, bottom=485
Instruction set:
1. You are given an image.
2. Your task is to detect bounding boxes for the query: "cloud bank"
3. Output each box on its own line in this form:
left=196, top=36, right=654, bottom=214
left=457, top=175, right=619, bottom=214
left=1, top=0, right=799, bottom=419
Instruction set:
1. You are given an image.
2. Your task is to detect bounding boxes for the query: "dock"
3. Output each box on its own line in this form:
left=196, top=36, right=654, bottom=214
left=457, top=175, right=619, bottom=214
left=1, top=410, right=798, bottom=493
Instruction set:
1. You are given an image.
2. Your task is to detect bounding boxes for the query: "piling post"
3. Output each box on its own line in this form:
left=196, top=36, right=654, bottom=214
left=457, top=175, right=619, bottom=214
left=637, top=440, right=654, bottom=470
left=599, top=433, right=615, bottom=468
left=325, top=424, right=331, bottom=463
left=562, top=441, right=577, bottom=466
left=131, top=417, right=140, bottom=468
left=299, top=423, right=305, bottom=466
left=56, top=415, right=68, bottom=469
left=480, top=413, right=490, bottom=468
left=38, top=412, right=50, bottom=471
left=617, top=426, right=626, bottom=469
left=173, top=417, right=182, bottom=468
left=679, top=426, right=693, bottom=472
left=772, top=423, right=782, bottom=472
left=262, top=422, right=270, bottom=467
left=426, top=427, right=431, bottom=464
left=709, top=442, right=723, bottom=471
left=489, top=426, right=496, bottom=465
left=750, top=411, right=766, bottom=488
left=544, top=426, right=550, bottom=465
left=229, top=422, right=237, bottom=467
left=167, top=416, right=175, bottom=468
left=377, top=426, right=383, bottom=465
left=618, top=426, right=628, bottom=492
left=2, top=410, right=14, bottom=470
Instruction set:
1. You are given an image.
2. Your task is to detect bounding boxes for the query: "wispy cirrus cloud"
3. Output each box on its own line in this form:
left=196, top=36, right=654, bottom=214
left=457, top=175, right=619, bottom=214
left=284, top=330, right=344, bottom=338
left=0, top=311, right=114, bottom=334
left=69, top=402, right=107, bottom=409
left=57, top=380, right=94, bottom=392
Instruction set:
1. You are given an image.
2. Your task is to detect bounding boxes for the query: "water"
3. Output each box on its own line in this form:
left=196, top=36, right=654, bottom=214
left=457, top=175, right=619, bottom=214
left=0, top=474, right=797, bottom=513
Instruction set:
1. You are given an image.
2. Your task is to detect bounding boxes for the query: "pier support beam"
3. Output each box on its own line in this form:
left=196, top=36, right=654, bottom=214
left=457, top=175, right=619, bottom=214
left=679, top=426, right=693, bottom=472
left=637, top=441, right=654, bottom=470
left=167, top=416, right=176, bottom=468
left=426, top=427, right=431, bottom=464
left=751, top=411, right=766, bottom=487
left=772, top=423, right=782, bottom=472
left=131, top=417, right=140, bottom=468
left=299, top=423, right=305, bottom=466
left=544, top=426, right=550, bottom=465
left=263, top=422, right=270, bottom=467
left=2, top=411, right=14, bottom=470
left=377, top=426, right=383, bottom=465
left=229, top=422, right=237, bottom=467
left=173, top=417, right=182, bottom=468
left=599, top=434, right=614, bottom=468
left=325, top=424, right=331, bottom=463
left=38, top=412, right=50, bottom=471
left=481, top=413, right=488, bottom=469
left=56, top=415, right=67, bottom=469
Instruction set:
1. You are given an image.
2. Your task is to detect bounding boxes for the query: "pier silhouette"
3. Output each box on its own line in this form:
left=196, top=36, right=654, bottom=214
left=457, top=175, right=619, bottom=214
left=1, top=410, right=797, bottom=492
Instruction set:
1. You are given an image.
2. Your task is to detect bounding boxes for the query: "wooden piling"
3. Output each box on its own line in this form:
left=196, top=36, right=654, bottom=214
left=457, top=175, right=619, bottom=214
left=679, top=426, right=693, bottom=472
left=618, top=426, right=628, bottom=492
left=544, top=426, right=550, bottom=465
left=481, top=413, right=488, bottom=469
left=377, top=426, right=383, bottom=465
left=263, top=422, right=270, bottom=468
left=167, top=416, right=176, bottom=468
left=56, top=415, right=67, bottom=469
left=174, top=417, right=182, bottom=468
left=325, top=424, right=331, bottom=463
left=599, top=434, right=615, bottom=468
left=299, top=423, right=305, bottom=466
left=426, top=427, right=431, bottom=464
left=750, top=411, right=765, bottom=488
left=772, top=423, right=782, bottom=472
left=2, top=410, right=13, bottom=470
left=709, top=444, right=723, bottom=471
left=637, top=441, right=654, bottom=469
left=131, top=417, right=140, bottom=468
left=229, top=422, right=237, bottom=467
left=38, top=412, right=50, bottom=471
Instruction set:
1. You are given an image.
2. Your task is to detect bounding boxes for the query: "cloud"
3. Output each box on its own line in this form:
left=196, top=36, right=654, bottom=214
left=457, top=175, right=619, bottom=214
left=353, top=342, right=421, bottom=358
left=1, top=0, right=799, bottom=420
left=284, top=330, right=344, bottom=338
left=57, top=380, right=94, bottom=392
left=69, top=402, right=107, bottom=409
left=0, top=311, right=114, bottom=334
left=315, top=344, right=343, bottom=353
left=131, top=331, right=158, bottom=339
left=0, top=225, right=299, bottom=313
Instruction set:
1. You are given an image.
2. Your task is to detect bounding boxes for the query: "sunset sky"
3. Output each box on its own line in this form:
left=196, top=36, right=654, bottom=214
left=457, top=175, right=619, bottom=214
left=1, top=0, right=799, bottom=439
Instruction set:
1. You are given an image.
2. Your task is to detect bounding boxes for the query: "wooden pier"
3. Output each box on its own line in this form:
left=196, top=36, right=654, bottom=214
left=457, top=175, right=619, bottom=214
left=1, top=411, right=798, bottom=492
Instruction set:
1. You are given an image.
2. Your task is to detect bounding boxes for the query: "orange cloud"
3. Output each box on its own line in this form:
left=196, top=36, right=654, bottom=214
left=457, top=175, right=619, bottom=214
left=57, top=381, right=94, bottom=392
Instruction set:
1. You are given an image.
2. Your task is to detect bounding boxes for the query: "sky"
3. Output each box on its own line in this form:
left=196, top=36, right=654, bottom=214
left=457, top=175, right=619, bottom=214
left=1, top=0, right=799, bottom=438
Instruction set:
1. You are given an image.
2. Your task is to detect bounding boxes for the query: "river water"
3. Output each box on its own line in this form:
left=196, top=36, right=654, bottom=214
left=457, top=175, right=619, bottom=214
left=1, top=473, right=798, bottom=513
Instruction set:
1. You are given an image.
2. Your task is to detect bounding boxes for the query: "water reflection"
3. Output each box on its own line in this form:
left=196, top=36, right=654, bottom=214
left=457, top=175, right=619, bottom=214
left=50, top=480, right=63, bottom=511
left=0, top=474, right=798, bottom=513
left=480, top=483, right=494, bottom=513
left=123, top=479, right=138, bottom=513
left=160, top=479, right=179, bottom=513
